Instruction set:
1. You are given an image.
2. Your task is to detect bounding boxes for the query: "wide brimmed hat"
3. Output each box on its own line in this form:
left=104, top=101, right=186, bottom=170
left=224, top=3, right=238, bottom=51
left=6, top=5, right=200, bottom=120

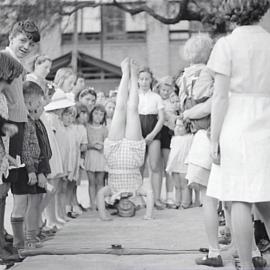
left=45, top=89, right=75, bottom=111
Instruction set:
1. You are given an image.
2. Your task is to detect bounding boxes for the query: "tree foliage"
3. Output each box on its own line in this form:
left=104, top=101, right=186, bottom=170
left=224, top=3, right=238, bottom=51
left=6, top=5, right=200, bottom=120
left=0, top=0, right=229, bottom=35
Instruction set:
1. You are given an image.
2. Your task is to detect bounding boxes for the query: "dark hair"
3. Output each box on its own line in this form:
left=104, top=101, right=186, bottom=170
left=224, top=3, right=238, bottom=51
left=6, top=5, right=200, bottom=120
left=75, top=103, right=89, bottom=118
left=23, top=81, right=44, bottom=101
left=77, top=87, right=97, bottom=101
left=89, top=104, right=107, bottom=125
left=138, top=67, right=154, bottom=89
left=10, top=20, right=40, bottom=43
left=0, top=52, right=24, bottom=83
left=224, top=0, right=270, bottom=26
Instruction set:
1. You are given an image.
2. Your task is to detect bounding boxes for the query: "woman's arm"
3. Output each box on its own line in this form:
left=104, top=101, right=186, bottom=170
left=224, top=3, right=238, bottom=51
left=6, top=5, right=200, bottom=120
left=183, top=97, right=212, bottom=120
left=211, top=73, right=230, bottom=163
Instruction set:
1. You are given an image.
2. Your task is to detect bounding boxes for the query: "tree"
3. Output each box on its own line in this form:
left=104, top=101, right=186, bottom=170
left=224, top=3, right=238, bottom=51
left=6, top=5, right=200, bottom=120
left=0, top=0, right=228, bottom=35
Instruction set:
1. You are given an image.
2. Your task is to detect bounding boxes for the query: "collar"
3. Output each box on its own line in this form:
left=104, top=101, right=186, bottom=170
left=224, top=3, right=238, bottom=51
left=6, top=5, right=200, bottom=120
left=233, top=25, right=266, bottom=35
left=139, top=89, right=151, bottom=95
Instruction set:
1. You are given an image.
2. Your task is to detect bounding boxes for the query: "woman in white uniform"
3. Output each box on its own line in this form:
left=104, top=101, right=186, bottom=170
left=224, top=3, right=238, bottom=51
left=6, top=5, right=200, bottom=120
left=208, top=1, right=270, bottom=269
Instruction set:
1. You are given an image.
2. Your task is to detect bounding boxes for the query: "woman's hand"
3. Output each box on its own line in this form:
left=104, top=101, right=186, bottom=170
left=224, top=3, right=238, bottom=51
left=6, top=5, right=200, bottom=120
left=145, top=134, right=154, bottom=145
left=2, top=123, right=18, bottom=137
left=182, top=110, right=191, bottom=121
left=94, top=142, right=103, bottom=150
left=211, top=141, right=221, bottom=165
left=28, top=172, right=37, bottom=185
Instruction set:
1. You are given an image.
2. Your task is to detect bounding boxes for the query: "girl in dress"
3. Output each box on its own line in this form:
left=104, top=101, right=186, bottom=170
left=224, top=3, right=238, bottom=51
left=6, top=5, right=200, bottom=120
left=105, top=99, right=116, bottom=132
left=207, top=1, right=270, bottom=269
left=85, top=104, right=108, bottom=210
left=44, top=91, right=75, bottom=222
left=166, top=118, right=193, bottom=209
left=71, top=103, right=88, bottom=214
left=155, top=76, right=178, bottom=208
left=138, top=67, right=165, bottom=209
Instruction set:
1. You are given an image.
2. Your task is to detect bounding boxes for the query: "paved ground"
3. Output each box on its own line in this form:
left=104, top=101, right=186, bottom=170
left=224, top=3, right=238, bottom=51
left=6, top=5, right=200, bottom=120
left=3, top=180, right=270, bottom=270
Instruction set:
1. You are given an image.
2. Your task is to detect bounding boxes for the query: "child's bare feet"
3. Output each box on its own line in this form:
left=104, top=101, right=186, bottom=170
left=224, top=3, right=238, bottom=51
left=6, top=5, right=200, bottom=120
left=143, top=215, right=154, bottom=220
left=99, top=209, right=113, bottom=221
left=99, top=214, right=113, bottom=221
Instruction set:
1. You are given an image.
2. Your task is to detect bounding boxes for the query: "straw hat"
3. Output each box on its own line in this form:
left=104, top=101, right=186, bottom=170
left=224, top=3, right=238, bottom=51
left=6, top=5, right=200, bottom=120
left=45, top=89, right=75, bottom=111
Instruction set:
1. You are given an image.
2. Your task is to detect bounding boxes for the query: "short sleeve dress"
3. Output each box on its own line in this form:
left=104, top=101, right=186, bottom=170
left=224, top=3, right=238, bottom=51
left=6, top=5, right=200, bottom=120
left=207, top=25, right=270, bottom=202
left=85, top=125, right=108, bottom=172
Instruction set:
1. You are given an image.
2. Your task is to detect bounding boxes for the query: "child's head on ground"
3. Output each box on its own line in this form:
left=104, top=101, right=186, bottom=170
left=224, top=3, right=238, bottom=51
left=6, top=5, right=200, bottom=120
left=0, top=52, right=24, bottom=92
left=32, top=54, right=52, bottom=78
left=89, top=104, right=107, bottom=126
left=23, top=81, right=44, bottom=120
left=54, top=67, right=76, bottom=93
left=9, top=20, right=40, bottom=59
left=182, top=34, right=213, bottom=65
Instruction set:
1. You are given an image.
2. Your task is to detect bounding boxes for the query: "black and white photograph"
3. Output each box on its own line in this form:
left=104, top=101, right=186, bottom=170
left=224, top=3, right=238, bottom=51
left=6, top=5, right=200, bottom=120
left=0, top=0, right=270, bottom=269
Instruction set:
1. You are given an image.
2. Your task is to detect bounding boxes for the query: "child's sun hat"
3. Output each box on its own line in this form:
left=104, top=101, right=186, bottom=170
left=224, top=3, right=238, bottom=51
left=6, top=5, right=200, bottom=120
left=45, top=90, right=75, bottom=111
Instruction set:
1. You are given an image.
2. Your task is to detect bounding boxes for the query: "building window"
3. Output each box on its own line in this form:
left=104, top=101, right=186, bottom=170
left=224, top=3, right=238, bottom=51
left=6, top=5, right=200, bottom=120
left=102, top=5, right=126, bottom=39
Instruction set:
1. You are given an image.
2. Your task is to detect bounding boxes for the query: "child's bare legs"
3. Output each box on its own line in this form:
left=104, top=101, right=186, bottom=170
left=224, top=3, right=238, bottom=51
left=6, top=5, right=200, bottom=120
left=189, top=183, right=201, bottom=207
left=173, top=173, right=181, bottom=207
left=66, top=181, right=76, bottom=214
left=87, top=171, right=96, bottom=210
left=97, top=186, right=112, bottom=221
left=162, top=149, right=175, bottom=206
left=96, top=172, right=105, bottom=194
left=45, top=178, right=63, bottom=228
left=148, top=141, right=162, bottom=207
left=137, top=186, right=154, bottom=220
left=108, top=58, right=130, bottom=141
left=56, top=179, right=67, bottom=222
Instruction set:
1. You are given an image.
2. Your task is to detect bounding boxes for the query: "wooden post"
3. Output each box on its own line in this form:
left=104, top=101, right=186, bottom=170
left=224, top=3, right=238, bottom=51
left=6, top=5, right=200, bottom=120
left=72, top=1, right=78, bottom=73
left=100, top=3, right=104, bottom=60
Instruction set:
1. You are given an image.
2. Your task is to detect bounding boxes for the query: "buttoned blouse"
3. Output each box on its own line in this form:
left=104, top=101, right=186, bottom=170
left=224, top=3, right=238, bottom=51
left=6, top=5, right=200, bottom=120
left=207, top=25, right=270, bottom=95
left=138, top=89, right=164, bottom=115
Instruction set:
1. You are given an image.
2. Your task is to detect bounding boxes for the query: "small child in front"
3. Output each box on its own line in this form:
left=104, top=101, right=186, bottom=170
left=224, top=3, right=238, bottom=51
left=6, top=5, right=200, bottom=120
left=97, top=58, right=154, bottom=221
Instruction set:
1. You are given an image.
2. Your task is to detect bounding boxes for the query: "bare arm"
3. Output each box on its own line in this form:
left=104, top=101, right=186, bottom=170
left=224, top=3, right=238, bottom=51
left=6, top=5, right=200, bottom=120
left=183, top=97, right=212, bottom=120
left=146, top=108, right=164, bottom=143
left=211, top=73, right=230, bottom=163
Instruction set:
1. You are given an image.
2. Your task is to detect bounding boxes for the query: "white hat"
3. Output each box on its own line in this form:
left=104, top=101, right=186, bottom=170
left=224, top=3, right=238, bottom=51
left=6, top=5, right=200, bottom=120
left=45, top=89, right=75, bottom=111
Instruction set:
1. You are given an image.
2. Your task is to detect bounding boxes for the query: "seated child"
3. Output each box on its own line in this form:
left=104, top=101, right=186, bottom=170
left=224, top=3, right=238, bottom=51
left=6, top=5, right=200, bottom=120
left=97, top=58, right=154, bottom=221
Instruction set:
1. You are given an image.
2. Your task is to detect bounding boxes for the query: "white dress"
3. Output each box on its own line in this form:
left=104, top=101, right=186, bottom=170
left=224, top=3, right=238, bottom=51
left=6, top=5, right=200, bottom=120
left=166, top=134, right=193, bottom=174
left=207, top=25, right=270, bottom=202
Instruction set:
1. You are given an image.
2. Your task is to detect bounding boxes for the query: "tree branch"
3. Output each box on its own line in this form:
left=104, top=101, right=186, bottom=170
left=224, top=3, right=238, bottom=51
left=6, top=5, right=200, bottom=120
left=112, top=0, right=202, bottom=24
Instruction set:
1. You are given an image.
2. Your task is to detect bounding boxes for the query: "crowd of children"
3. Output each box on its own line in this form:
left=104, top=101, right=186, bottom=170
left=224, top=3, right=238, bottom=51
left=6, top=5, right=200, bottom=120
left=1, top=2, right=270, bottom=268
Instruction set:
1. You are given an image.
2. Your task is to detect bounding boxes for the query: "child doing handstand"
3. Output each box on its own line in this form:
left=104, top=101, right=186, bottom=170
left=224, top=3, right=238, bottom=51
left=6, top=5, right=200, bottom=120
left=97, top=58, right=154, bottom=221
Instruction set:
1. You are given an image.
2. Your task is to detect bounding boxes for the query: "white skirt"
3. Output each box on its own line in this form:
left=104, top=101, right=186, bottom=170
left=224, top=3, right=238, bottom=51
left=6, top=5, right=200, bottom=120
left=207, top=93, right=270, bottom=202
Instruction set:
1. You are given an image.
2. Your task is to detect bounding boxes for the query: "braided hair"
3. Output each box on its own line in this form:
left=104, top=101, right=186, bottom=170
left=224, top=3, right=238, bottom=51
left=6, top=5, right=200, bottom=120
left=0, top=52, right=24, bottom=83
